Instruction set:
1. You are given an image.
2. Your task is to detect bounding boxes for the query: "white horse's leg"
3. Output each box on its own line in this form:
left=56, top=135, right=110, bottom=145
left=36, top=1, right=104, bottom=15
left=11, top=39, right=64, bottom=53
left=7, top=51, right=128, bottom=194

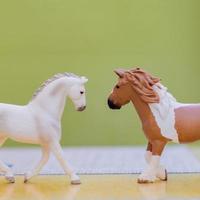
left=0, top=137, right=15, bottom=183
left=24, top=145, right=50, bottom=183
left=50, top=142, right=81, bottom=185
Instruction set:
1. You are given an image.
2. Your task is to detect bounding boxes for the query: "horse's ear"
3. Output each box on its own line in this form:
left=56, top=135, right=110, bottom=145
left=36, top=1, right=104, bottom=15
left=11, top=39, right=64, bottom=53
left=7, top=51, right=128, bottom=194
left=114, top=69, right=125, bottom=78
left=81, top=76, right=88, bottom=84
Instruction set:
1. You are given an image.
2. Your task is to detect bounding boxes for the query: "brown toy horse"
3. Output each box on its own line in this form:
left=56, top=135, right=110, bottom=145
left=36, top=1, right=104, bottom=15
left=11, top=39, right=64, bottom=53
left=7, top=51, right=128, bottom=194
left=108, top=67, right=200, bottom=183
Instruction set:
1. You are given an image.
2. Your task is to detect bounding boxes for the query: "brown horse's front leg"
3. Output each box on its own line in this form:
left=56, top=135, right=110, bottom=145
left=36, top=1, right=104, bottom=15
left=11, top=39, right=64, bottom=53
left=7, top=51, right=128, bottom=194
left=145, top=142, right=152, bottom=164
left=138, top=140, right=167, bottom=183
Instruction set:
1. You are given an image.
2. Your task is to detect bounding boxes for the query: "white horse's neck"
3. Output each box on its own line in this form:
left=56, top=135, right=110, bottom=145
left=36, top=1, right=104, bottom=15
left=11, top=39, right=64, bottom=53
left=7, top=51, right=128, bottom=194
left=28, top=78, right=72, bottom=120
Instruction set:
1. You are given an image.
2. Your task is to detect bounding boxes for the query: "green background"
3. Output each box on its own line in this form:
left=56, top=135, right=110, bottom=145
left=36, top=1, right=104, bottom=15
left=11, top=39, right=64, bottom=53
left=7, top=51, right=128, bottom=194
left=0, top=0, right=199, bottom=146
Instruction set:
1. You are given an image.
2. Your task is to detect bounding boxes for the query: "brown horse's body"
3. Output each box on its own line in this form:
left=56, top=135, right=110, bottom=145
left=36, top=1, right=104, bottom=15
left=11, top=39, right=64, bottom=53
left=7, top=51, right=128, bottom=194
left=108, top=68, right=200, bottom=183
left=132, top=94, right=200, bottom=143
left=175, top=105, right=200, bottom=143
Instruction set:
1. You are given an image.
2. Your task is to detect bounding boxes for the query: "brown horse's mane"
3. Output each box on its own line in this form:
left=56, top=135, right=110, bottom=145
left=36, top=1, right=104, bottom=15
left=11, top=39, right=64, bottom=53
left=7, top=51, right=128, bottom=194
left=124, top=68, right=161, bottom=103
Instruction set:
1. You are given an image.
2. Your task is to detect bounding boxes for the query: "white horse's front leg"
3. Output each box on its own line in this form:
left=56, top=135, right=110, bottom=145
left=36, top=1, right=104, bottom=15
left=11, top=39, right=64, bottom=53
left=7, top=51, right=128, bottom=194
left=24, top=146, right=50, bottom=183
left=50, top=142, right=81, bottom=185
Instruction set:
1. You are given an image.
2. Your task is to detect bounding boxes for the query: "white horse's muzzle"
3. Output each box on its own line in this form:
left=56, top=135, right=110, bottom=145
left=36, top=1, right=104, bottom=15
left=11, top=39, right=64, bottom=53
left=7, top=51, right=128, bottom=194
left=77, top=106, right=86, bottom=111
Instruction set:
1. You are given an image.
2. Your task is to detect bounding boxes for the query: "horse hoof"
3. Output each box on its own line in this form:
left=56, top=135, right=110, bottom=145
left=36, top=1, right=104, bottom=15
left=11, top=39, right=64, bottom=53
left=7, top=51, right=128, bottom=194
left=71, top=180, right=81, bottom=185
left=138, top=172, right=156, bottom=184
left=24, top=172, right=33, bottom=183
left=24, top=178, right=28, bottom=183
left=70, top=173, right=81, bottom=185
left=161, top=169, right=168, bottom=181
left=157, top=169, right=168, bottom=181
left=137, top=179, right=154, bottom=184
left=24, top=175, right=30, bottom=183
left=5, top=176, right=15, bottom=183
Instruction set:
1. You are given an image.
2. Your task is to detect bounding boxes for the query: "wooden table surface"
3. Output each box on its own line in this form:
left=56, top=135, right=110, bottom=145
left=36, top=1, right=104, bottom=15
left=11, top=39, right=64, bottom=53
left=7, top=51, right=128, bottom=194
left=0, top=174, right=199, bottom=200
left=1, top=146, right=200, bottom=199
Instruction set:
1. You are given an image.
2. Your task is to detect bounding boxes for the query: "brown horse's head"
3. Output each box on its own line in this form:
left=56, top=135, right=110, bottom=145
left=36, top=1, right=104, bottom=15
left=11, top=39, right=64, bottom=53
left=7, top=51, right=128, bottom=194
left=107, top=68, right=160, bottom=109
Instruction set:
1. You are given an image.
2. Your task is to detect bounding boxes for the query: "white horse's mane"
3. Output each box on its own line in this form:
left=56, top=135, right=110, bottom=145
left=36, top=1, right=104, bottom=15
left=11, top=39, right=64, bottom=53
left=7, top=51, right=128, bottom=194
left=31, top=72, right=80, bottom=101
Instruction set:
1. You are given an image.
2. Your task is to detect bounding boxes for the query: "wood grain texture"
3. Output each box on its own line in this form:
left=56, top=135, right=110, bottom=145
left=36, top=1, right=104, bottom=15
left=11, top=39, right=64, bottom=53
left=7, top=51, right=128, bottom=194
left=0, top=174, right=200, bottom=200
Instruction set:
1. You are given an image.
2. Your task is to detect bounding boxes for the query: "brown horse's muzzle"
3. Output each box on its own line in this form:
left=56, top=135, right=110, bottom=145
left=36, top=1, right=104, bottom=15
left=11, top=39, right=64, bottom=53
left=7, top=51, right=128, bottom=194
left=107, top=99, right=121, bottom=109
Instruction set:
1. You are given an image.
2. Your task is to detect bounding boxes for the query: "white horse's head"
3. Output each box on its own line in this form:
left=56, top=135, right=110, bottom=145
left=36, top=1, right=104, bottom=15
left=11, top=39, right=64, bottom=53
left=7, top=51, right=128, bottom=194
left=68, top=76, right=88, bottom=111
left=30, top=73, right=88, bottom=116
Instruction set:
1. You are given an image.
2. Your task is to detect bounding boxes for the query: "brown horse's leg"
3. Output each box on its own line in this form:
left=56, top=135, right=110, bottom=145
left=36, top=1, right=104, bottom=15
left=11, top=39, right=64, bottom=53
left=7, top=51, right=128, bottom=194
left=145, top=142, right=152, bottom=163
left=151, top=140, right=168, bottom=181
left=138, top=140, right=167, bottom=183
left=151, top=140, right=166, bottom=155
left=146, top=142, right=152, bottom=151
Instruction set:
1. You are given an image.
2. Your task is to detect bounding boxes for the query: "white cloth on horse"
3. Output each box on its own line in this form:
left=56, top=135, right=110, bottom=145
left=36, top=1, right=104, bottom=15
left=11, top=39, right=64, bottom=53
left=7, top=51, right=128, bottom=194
left=149, top=83, right=184, bottom=143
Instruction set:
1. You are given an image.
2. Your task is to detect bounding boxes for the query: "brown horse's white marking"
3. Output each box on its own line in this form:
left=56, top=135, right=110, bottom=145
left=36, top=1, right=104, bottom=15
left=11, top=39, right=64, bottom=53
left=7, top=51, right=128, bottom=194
left=108, top=68, right=200, bottom=183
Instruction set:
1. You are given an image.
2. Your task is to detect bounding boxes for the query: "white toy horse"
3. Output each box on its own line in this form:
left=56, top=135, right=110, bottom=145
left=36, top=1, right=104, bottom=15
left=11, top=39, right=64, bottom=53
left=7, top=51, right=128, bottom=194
left=0, top=73, right=88, bottom=184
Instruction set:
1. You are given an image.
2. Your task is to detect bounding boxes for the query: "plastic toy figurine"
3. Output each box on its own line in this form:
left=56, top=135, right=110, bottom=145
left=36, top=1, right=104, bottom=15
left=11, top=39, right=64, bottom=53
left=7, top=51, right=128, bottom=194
left=108, top=67, right=200, bottom=183
left=0, top=73, right=88, bottom=184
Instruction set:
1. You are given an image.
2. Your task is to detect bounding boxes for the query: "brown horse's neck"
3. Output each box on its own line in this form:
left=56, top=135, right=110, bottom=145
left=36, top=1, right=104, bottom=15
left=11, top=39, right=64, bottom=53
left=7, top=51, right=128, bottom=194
left=130, top=94, right=153, bottom=123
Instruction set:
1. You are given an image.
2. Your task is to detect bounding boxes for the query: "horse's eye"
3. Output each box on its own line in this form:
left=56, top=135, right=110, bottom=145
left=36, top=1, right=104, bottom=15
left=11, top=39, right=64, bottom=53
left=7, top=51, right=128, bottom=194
left=80, top=91, right=84, bottom=94
left=116, top=85, right=120, bottom=89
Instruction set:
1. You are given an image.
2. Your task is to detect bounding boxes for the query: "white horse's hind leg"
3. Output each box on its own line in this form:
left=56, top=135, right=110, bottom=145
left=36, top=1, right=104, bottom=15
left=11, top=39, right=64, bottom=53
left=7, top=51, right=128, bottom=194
left=0, top=160, right=15, bottom=183
left=0, top=137, right=15, bottom=183
left=50, top=142, right=81, bottom=185
left=24, top=145, right=50, bottom=183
